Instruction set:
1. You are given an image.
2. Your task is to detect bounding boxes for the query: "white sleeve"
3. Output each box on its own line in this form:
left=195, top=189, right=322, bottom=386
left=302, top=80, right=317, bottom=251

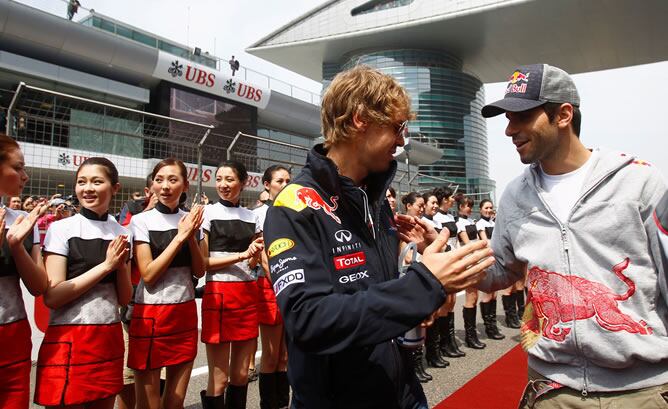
left=43, top=221, right=69, bottom=256
left=129, top=215, right=149, bottom=244
left=255, top=211, right=262, bottom=234
left=456, top=219, right=465, bottom=234
left=202, top=206, right=212, bottom=233
left=32, top=223, right=40, bottom=245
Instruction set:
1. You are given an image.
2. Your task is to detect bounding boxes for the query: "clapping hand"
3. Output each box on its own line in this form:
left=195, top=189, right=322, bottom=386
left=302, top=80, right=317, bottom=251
left=6, top=203, right=46, bottom=248
left=178, top=204, right=204, bottom=240
left=395, top=214, right=438, bottom=253
left=104, top=235, right=130, bottom=271
left=242, top=237, right=264, bottom=260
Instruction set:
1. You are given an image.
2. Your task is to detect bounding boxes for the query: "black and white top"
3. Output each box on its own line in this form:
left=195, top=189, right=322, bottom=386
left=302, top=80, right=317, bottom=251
left=203, top=200, right=260, bottom=282
left=253, top=202, right=269, bottom=232
left=0, top=207, right=40, bottom=325
left=456, top=215, right=478, bottom=243
left=130, top=202, right=201, bottom=305
left=421, top=215, right=442, bottom=231
left=434, top=211, right=459, bottom=250
left=43, top=208, right=130, bottom=325
left=475, top=217, right=495, bottom=239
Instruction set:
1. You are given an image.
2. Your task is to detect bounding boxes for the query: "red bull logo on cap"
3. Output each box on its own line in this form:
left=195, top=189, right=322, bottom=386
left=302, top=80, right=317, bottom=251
left=506, top=70, right=530, bottom=95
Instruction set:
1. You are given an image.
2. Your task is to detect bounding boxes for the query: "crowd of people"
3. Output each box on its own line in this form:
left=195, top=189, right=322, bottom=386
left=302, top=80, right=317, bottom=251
left=2, top=60, right=668, bottom=409
left=0, top=136, right=297, bottom=409
left=391, top=187, right=525, bottom=383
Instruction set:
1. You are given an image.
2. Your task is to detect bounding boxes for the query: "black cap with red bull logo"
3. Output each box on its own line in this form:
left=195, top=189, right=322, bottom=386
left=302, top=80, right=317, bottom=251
left=481, top=64, right=580, bottom=118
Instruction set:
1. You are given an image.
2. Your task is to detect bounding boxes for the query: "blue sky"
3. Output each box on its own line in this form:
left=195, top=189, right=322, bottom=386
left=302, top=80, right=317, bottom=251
left=17, top=0, right=668, bottom=197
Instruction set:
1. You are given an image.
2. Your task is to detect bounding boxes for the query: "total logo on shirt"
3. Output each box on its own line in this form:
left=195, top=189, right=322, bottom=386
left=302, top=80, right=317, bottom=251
left=333, top=251, right=366, bottom=270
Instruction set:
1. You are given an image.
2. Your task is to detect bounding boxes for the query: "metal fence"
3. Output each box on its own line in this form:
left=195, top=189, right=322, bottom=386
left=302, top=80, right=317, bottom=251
left=2, top=82, right=491, bottom=217
left=2, top=83, right=309, bottom=213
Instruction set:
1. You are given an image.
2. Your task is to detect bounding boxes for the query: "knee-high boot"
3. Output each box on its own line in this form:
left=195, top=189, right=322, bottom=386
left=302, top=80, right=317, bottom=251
left=516, top=290, right=526, bottom=321
left=480, top=300, right=505, bottom=340
left=502, top=294, right=521, bottom=329
left=463, top=306, right=486, bottom=349
left=425, top=324, right=449, bottom=367
left=200, top=390, right=225, bottom=409
left=259, top=373, right=278, bottom=409
left=225, top=384, right=248, bottom=409
left=276, top=371, right=290, bottom=409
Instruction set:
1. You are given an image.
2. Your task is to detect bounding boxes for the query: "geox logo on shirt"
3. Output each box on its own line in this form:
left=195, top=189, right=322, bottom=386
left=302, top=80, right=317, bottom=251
left=333, top=252, right=366, bottom=270
left=273, top=269, right=305, bottom=296
left=339, top=270, right=369, bottom=284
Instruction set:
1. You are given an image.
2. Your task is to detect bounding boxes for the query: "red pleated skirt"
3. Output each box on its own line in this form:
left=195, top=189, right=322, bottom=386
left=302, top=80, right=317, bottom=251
left=128, top=300, right=198, bottom=370
left=0, top=319, right=31, bottom=409
left=34, top=323, right=123, bottom=406
left=201, top=281, right=258, bottom=343
left=257, top=276, right=283, bottom=326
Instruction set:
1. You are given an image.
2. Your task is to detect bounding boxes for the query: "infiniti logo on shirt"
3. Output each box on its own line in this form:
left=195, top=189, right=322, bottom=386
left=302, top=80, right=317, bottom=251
left=334, top=229, right=352, bottom=243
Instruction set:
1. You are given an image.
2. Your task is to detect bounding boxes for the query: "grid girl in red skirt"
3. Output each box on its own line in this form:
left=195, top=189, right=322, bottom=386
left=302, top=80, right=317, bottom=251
left=200, top=160, right=263, bottom=409
left=128, top=158, right=205, bottom=409
left=254, top=164, right=291, bottom=409
left=35, top=157, right=132, bottom=408
left=0, top=134, right=48, bottom=409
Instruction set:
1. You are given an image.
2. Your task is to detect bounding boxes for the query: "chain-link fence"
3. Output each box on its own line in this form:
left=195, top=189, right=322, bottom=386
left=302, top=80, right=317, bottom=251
left=2, top=83, right=309, bottom=214
left=2, top=82, right=490, bottom=218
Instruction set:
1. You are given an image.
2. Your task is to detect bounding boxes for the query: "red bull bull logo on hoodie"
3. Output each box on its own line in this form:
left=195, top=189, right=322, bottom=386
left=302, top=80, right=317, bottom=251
left=274, top=184, right=342, bottom=224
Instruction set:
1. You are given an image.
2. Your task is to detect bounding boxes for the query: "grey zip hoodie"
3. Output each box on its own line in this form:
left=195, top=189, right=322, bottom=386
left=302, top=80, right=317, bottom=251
left=480, top=148, right=668, bottom=394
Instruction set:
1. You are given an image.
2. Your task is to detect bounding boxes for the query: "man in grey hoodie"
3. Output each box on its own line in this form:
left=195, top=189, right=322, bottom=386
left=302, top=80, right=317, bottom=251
left=480, top=64, right=668, bottom=408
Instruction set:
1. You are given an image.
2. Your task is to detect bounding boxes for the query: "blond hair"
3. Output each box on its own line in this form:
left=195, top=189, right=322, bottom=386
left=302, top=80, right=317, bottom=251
left=321, top=65, right=413, bottom=149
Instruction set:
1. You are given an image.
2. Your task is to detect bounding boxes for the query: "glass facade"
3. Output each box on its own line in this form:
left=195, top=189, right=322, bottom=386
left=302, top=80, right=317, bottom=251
left=80, top=16, right=217, bottom=68
left=327, top=49, right=495, bottom=196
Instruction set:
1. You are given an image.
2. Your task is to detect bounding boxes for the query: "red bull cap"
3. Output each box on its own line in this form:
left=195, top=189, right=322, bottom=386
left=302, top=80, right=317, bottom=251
left=482, top=64, right=580, bottom=118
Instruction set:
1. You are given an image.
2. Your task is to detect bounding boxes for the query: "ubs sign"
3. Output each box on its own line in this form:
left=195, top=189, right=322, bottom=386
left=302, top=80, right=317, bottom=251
left=154, top=51, right=270, bottom=109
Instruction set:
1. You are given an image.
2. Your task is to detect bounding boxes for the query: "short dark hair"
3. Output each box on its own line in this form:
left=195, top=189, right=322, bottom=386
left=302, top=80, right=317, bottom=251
left=479, top=199, right=492, bottom=210
left=401, top=191, right=420, bottom=207
left=387, top=186, right=396, bottom=198
left=433, top=186, right=453, bottom=204
left=454, top=193, right=473, bottom=210
left=76, top=157, right=119, bottom=185
left=152, top=158, right=188, bottom=183
left=262, top=164, right=290, bottom=185
left=217, top=160, right=248, bottom=184
left=543, top=103, right=581, bottom=137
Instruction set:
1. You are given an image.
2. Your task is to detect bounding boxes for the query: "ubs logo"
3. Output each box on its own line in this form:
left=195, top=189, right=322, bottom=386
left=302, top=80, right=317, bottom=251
left=334, top=229, right=352, bottom=243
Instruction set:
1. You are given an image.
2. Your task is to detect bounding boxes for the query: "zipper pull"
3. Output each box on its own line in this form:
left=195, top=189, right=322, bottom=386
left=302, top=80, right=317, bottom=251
left=581, top=387, right=588, bottom=398
left=561, top=227, right=569, bottom=251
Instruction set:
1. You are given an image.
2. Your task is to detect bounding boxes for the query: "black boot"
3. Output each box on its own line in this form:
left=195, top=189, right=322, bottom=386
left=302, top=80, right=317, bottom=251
left=200, top=390, right=225, bottom=409
left=502, top=294, right=521, bottom=329
left=276, top=371, right=290, bottom=409
left=259, top=373, right=278, bottom=409
left=516, top=290, right=525, bottom=321
left=425, top=324, right=449, bottom=368
left=480, top=300, right=505, bottom=340
left=463, top=307, right=486, bottom=349
left=225, top=384, right=248, bottom=409
left=438, top=316, right=462, bottom=358
left=414, top=347, right=432, bottom=382
left=447, top=312, right=466, bottom=357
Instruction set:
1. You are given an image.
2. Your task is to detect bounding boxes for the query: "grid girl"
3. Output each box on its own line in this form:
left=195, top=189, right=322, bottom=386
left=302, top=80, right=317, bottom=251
left=0, top=134, right=48, bottom=408
left=34, top=157, right=132, bottom=409
left=128, top=158, right=205, bottom=409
